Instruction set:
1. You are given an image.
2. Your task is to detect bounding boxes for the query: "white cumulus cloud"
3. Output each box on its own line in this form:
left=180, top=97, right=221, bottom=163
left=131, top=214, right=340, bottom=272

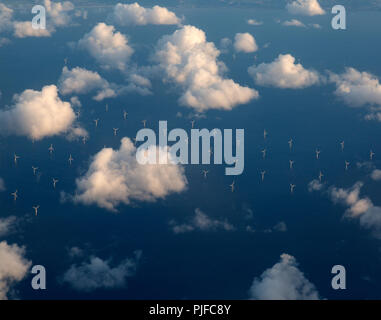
left=249, top=253, right=320, bottom=300
left=234, top=33, right=258, bottom=53
left=330, top=68, right=381, bottom=108
left=44, top=0, right=74, bottom=27
left=62, top=251, right=141, bottom=292
left=13, top=0, right=75, bottom=38
left=0, top=217, right=17, bottom=237
left=0, top=4, right=14, bottom=33
left=58, top=66, right=117, bottom=101
left=282, top=19, right=306, bottom=27
left=0, top=241, right=31, bottom=300
left=248, top=54, right=320, bottom=89
left=170, top=208, right=235, bottom=234
left=153, top=25, right=259, bottom=112
left=109, top=2, right=181, bottom=26
left=0, top=85, right=87, bottom=141
left=73, top=137, right=187, bottom=211
left=308, top=179, right=324, bottom=192
left=286, top=0, right=325, bottom=16
left=330, top=182, right=381, bottom=238
left=13, top=21, right=52, bottom=38
left=247, top=19, right=263, bottom=26
left=78, top=23, right=134, bottom=70
left=371, top=169, right=381, bottom=181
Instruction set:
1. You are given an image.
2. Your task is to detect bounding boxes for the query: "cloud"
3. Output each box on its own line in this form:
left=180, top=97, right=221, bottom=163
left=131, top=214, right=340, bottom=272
left=0, top=85, right=87, bottom=141
left=0, top=4, right=13, bottom=33
left=0, top=37, right=10, bottom=47
left=249, top=253, right=320, bottom=300
left=13, top=1, right=75, bottom=38
left=62, top=251, right=141, bottom=292
left=58, top=66, right=118, bottom=101
left=273, top=221, right=287, bottom=232
left=109, top=2, right=181, bottom=26
left=234, top=33, right=258, bottom=53
left=153, top=25, right=258, bottom=112
left=282, top=19, right=306, bottom=27
left=286, top=0, right=325, bottom=16
left=0, top=178, right=5, bottom=192
left=248, top=54, right=320, bottom=89
left=247, top=19, right=263, bottom=26
left=124, top=73, right=153, bottom=96
left=329, top=68, right=381, bottom=108
left=58, top=66, right=152, bottom=98
left=13, top=21, right=52, bottom=38
left=73, top=138, right=187, bottom=211
left=44, top=0, right=74, bottom=27
left=0, top=217, right=17, bottom=237
left=0, top=241, right=31, bottom=300
left=78, top=23, right=134, bottom=70
left=170, top=208, right=235, bottom=234
left=67, top=246, right=84, bottom=259
left=310, top=23, right=322, bottom=29
left=308, top=179, right=324, bottom=192
left=219, top=37, right=232, bottom=54
left=371, top=169, right=381, bottom=181
left=330, top=182, right=381, bottom=238
left=365, top=109, right=381, bottom=122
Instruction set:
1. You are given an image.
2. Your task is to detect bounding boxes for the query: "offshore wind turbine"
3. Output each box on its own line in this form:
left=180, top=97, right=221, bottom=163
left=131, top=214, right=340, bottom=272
left=288, top=138, right=293, bottom=151
left=263, top=129, right=268, bottom=140
left=33, top=205, right=40, bottom=216
left=113, top=128, right=119, bottom=136
left=319, top=171, right=324, bottom=183
left=11, top=190, right=18, bottom=201
left=202, top=170, right=209, bottom=179
left=191, top=120, right=195, bottom=129
left=290, top=184, right=296, bottom=194
left=94, top=119, right=99, bottom=127
left=289, top=160, right=294, bottom=170
left=315, top=149, right=321, bottom=160
left=260, top=170, right=266, bottom=182
left=14, top=153, right=20, bottom=165
left=370, top=150, right=375, bottom=160
left=82, top=136, right=88, bottom=145
left=68, top=154, right=74, bottom=165
left=32, top=166, right=38, bottom=175
left=52, top=178, right=59, bottom=189
left=48, top=144, right=54, bottom=154
left=340, top=141, right=345, bottom=152
left=261, top=148, right=267, bottom=159
left=123, top=110, right=128, bottom=120
left=142, top=120, right=147, bottom=128
left=229, top=181, right=235, bottom=192
left=345, top=160, right=350, bottom=171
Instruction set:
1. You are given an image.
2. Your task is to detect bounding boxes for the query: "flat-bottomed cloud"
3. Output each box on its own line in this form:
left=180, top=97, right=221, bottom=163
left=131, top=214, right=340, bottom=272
left=62, top=251, right=141, bottom=292
left=109, top=2, right=181, bottom=26
left=0, top=241, right=31, bottom=300
left=234, top=33, right=258, bottom=53
left=286, top=0, right=325, bottom=16
left=78, top=23, right=133, bottom=70
left=249, top=253, right=320, bottom=300
left=330, top=68, right=381, bottom=107
left=153, top=25, right=259, bottom=112
left=73, top=137, right=187, bottom=211
left=0, top=85, right=87, bottom=141
left=248, top=54, right=320, bottom=89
